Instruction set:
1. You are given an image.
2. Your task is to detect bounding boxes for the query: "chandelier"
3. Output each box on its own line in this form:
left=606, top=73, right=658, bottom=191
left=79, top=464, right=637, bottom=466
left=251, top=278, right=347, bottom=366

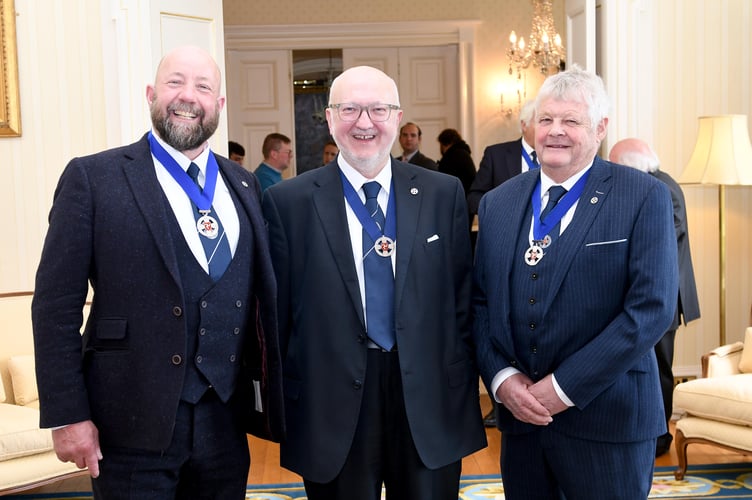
left=506, top=0, right=566, bottom=77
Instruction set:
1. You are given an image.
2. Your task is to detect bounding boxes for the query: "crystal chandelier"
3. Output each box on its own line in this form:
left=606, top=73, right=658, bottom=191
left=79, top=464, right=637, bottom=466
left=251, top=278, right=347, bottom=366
left=506, top=0, right=566, bottom=77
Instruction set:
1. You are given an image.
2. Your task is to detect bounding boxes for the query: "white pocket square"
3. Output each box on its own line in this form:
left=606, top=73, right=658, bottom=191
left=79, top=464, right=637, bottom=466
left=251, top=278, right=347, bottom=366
left=426, top=234, right=440, bottom=243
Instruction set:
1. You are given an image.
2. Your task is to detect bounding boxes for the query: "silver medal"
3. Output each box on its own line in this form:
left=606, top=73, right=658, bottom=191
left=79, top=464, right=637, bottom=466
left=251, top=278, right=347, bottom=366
left=196, top=212, right=220, bottom=239
left=524, top=245, right=544, bottom=266
left=374, top=236, right=395, bottom=257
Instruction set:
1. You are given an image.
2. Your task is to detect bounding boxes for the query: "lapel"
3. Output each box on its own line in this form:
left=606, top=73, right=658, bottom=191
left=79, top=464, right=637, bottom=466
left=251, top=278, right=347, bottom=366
left=505, top=139, right=523, bottom=177
left=392, top=161, right=421, bottom=312
left=311, top=163, right=366, bottom=327
left=121, top=134, right=182, bottom=287
left=541, top=158, right=613, bottom=311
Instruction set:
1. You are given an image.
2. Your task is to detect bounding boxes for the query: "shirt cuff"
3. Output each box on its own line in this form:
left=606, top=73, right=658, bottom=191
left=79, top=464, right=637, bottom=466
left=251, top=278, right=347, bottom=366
left=552, top=374, right=575, bottom=407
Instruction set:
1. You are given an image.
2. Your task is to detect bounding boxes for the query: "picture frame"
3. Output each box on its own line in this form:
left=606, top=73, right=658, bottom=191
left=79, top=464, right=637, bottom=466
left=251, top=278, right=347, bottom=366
left=0, top=0, right=21, bottom=137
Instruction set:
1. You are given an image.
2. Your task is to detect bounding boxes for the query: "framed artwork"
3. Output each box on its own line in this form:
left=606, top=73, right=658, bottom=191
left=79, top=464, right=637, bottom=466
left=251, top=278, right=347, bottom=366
left=0, top=0, right=20, bottom=137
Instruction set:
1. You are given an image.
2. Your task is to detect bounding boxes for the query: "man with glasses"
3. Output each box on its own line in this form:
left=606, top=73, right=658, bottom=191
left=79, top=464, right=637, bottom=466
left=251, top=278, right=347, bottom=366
left=254, top=132, right=292, bottom=191
left=262, top=65, right=486, bottom=500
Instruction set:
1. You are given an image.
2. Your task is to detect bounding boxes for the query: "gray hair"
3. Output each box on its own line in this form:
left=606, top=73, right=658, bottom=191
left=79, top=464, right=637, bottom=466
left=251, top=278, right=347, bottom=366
left=614, top=148, right=660, bottom=173
left=535, top=65, right=610, bottom=131
left=519, top=100, right=535, bottom=130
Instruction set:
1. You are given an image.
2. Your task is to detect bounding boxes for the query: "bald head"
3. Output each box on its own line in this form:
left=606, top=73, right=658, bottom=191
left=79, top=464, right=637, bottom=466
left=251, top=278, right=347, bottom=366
left=609, top=138, right=660, bottom=173
left=155, top=46, right=222, bottom=90
left=328, top=66, right=400, bottom=107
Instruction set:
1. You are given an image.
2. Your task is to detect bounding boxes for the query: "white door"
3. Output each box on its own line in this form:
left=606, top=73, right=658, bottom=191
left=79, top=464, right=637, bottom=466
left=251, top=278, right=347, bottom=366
left=225, top=50, right=294, bottom=174
left=343, top=46, right=459, bottom=162
left=566, top=0, right=597, bottom=72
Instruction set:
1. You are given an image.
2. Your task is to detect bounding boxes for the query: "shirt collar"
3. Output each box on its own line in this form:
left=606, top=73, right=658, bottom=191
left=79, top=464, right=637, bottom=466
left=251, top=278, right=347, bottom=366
left=151, top=129, right=211, bottom=175
left=539, top=161, right=594, bottom=198
left=338, top=156, right=392, bottom=197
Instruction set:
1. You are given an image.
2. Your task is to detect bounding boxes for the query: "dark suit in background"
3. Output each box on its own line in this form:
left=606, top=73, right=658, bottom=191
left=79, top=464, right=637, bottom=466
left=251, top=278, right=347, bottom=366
left=467, top=139, right=526, bottom=215
left=608, top=137, right=701, bottom=456
left=32, top=46, right=283, bottom=499
left=404, top=150, right=438, bottom=170
left=263, top=66, right=486, bottom=500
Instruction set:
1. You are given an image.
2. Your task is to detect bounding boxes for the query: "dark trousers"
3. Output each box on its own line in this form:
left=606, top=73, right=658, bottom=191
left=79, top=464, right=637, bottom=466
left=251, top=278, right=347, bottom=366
left=92, top=391, right=249, bottom=500
left=304, top=349, right=461, bottom=500
left=654, top=329, right=677, bottom=428
left=500, top=428, right=655, bottom=500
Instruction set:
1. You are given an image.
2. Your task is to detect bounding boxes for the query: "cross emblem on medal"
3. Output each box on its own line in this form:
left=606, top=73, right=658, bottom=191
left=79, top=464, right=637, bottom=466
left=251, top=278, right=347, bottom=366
left=525, top=245, right=543, bottom=266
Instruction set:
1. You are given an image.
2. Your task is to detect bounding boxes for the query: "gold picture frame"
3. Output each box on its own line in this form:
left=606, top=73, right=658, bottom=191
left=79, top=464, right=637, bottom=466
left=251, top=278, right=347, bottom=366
left=0, top=0, right=21, bottom=137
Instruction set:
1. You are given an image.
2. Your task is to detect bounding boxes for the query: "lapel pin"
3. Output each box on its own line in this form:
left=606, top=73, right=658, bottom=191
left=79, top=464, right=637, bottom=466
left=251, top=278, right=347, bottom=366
left=241, top=181, right=249, bottom=188
left=410, top=187, right=419, bottom=195
left=590, top=196, right=599, bottom=204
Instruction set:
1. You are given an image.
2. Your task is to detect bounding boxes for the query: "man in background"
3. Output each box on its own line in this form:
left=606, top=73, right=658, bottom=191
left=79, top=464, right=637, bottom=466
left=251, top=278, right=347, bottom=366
left=609, top=137, right=701, bottom=457
left=32, top=45, right=283, bottom=498
left=254, top=132, right=292, bottom=191
left=398, top=121, right=438, bottom=170
left=467, top=99, right=538, bottom=216
left=263, top=66, right=485, bottom=500
left=228, top=140, right=245, bottom=166
left=321, top=139, right=339, bottom=165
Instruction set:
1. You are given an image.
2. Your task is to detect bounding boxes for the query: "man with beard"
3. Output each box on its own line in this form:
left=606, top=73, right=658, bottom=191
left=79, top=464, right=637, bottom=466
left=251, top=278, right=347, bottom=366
left=31, top=45, right=283, bottom=499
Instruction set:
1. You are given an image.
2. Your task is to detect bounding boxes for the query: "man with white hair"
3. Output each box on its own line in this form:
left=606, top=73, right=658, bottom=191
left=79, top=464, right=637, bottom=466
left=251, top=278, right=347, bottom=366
left=610, top=137, right=701, bottom=457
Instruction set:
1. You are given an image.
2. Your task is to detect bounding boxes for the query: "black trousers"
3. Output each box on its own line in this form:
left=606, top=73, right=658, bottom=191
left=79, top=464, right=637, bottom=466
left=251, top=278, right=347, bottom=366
left=304, top=349, right=461, bottom=500
left=92, top=391, right=249, bottom=500
left=655, top=329, right=677, bottom=428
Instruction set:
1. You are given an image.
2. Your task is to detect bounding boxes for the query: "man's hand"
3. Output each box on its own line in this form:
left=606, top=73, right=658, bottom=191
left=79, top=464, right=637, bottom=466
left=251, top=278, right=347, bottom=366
left=51, top=420, right=103, bottom=478
left=495, top=373, right=553, bottom=425
left=529, top=374, right=569, bottom=416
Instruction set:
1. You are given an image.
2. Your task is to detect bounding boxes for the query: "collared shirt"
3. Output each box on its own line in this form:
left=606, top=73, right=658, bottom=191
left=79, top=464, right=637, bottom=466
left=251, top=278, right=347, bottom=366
left=401, top=151, right=416, bottom=162
left=491, top=161, right=595, bottom=408
left=151, top=130, right=239, bottom=273
left=521, top=138, right=537, bottom=173
left=338, top=157, right=395, bottom=314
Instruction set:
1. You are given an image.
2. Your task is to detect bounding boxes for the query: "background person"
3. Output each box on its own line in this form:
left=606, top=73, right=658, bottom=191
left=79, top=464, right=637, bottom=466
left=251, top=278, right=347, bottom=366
left=31, top=45, right=283, bottom=499
left=473, top=66, right=678, bottom=499
left=609, top=137, right=701, bottom=457
left=398, top=121, right=438, bottom=170
left=321, top=139, right=339, bottom=166
left=262, top=65, right=486, bottom=500
left=228, top=140, right=246, bottom=166
left=254, top=132, right=292, bottom=191
left=436, top=128, right=476, bottom=196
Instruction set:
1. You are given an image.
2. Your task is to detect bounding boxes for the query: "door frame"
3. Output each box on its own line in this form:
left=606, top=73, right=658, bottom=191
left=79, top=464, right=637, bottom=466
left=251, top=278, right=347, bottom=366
left=224, top=21, right=480, bottom=149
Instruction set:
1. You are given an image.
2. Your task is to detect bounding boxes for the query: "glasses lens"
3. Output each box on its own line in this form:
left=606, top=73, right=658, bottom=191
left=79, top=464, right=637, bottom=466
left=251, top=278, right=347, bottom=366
left=334, top=104, right=394, bottom=122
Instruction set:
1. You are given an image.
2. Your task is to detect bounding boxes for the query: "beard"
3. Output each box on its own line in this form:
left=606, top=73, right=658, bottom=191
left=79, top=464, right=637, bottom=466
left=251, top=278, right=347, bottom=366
left=150, top=98, right=220, bottom=152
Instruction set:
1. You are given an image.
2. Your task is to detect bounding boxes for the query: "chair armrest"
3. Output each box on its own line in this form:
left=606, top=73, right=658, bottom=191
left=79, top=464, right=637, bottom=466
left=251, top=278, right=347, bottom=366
left=702, top=341, right=744, bottom=378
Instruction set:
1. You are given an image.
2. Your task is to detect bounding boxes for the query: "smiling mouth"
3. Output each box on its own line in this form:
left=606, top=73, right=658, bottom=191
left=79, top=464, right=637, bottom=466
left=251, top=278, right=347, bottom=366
left=173, top=110, right=198, bottom=119
left=353, top=134, right=375, bottom=141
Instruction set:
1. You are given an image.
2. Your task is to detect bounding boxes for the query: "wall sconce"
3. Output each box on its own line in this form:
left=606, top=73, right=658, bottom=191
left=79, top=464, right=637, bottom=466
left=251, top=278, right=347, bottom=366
left=499, top=72, right=527, bottom=118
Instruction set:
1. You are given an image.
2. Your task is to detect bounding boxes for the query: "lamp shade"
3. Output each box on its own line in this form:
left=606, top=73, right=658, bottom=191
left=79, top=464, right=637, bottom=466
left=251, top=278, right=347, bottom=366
left=680, top=115, right=752, bottom=185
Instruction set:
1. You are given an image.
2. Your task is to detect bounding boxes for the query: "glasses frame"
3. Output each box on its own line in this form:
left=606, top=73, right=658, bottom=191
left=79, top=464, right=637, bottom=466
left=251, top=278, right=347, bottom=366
left=327, top=103, right=401, bottom=122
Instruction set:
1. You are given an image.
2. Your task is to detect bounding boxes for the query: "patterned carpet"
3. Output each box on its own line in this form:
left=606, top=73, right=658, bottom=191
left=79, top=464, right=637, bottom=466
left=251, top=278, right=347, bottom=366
left=6, top=463, right=752, bottom=499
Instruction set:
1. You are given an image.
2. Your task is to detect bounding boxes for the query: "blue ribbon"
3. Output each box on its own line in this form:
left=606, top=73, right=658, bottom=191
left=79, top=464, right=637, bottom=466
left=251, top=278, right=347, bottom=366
left=522, top=146, right=538, bottom=170
left=339, top=170, right=396, bottom=246
left=147, top=131, right=219, bottom=211
left=530, top=169, right=591, bottom=242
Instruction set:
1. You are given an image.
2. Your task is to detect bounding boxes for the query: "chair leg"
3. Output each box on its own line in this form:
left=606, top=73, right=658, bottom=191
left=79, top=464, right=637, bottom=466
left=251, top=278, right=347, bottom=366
left=674, top=428, right=689, bottom=480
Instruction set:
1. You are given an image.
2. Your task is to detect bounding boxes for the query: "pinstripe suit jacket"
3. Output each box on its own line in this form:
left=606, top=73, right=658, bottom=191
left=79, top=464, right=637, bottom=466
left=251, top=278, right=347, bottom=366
left=472, top=157, right=678, bottom=443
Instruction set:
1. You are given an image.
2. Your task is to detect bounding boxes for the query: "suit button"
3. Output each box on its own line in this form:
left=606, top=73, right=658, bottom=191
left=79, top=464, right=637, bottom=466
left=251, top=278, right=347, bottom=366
left=172, top=306, right=182, bottom=317
left=171, top=355, right=182, bottom=365
left=529, top=323, right=536, bottom=330
left=529, top=297, right=536, bottom=304
left=196, top=355, right=203, bottom=364
left=531, top=273, right=538, bottom=280
left=353, top=379, right=363, bottom=390
left=531, top=345, right=537, bottom=353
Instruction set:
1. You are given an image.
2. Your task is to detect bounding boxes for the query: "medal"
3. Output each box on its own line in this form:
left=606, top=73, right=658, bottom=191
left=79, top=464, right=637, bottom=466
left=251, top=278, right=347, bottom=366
left=524, top=244, right=544, bottom=266
left=374, top=236, right=395, bottom=257
left=196, top=211, right=220, bottom=239
left=536, top=235, right=553, bottom=249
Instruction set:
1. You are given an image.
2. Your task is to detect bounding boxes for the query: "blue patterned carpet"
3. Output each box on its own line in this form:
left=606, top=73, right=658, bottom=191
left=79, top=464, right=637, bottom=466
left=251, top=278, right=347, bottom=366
left=6, top=463, right=752, bottom=499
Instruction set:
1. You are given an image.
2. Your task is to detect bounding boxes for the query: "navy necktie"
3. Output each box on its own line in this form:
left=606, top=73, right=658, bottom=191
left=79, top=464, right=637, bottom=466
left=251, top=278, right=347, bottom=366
left=531, top=151, right=538, bottom=167
left=187, top=162, right=232, bottom=281
left=540, top=185, right=567, bottom=244
left=362, top=181, right=396, bottom=351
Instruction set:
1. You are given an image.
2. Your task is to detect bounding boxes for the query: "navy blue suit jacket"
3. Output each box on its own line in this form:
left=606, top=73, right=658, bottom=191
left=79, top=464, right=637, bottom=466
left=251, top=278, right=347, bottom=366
left=467, top=138, right=524, bottom=215
left=32, top=134, right=284, bottom=449
left=262, top=159, right=486, bottom=482
left=472, top=157, right=678, bottom=443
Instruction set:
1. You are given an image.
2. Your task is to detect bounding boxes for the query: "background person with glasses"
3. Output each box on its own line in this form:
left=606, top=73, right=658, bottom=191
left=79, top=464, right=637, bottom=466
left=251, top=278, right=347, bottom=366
left=262, top=65, right=486, bottom=500
left=254, top=132, right=293, bottom=191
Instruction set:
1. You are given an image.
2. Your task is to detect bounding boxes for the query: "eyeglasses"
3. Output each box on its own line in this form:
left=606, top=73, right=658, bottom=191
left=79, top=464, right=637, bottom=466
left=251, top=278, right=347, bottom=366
left=328, top=103, right=400, bottom=122
left=276, top=149, right=293, bottom=156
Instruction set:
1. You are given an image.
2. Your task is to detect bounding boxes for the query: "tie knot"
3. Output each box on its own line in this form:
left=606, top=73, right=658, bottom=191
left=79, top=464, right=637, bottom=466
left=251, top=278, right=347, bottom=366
left=363, top=181, right=381, bottom=200
left=547, top=185, right=567, bottom=204
left=187, top=163, right=201, bottom=184
left=531, top=151, right=538, bottom=164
